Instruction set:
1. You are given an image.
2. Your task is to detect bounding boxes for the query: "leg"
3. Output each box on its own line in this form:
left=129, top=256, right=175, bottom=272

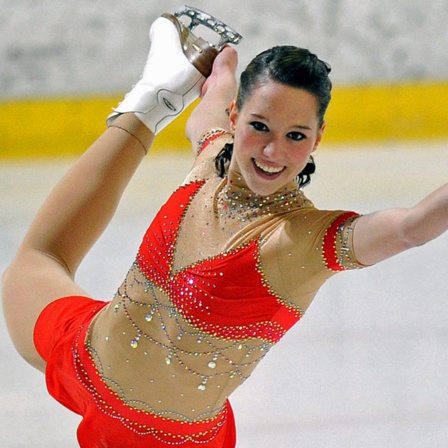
left=2, top=114, right=152, bottom=372
left=2, top=8, right=242, bottom=372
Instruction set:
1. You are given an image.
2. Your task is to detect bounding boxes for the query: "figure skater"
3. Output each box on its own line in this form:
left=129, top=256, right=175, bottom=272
left=2, top=5, right=447, bottom=448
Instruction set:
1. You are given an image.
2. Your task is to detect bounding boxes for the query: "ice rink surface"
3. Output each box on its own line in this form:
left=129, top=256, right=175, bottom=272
left=1, top=141, right=447, bottom=447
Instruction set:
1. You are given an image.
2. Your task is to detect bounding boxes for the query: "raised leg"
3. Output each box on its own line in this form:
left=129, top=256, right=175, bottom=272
left=2, top=8, right=242, bottom=372
left=2, top=114, right=152, bottom=371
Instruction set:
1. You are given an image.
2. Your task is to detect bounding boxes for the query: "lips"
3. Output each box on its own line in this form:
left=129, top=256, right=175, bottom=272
left=252, top=158, right=286, bottom=178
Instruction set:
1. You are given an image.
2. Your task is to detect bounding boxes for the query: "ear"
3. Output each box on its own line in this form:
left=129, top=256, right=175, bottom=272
left=312, top=120, right=326, bottom=152
left=228, top=100, right=238, bottom=131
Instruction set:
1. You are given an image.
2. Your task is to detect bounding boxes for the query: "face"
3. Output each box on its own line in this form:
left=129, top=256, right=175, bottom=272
left=228, top=81, right=325, bottom=196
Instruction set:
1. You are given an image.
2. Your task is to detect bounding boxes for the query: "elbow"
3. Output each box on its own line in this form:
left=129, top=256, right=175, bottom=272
left=399, top=232, right=423, bottom=251
left=400, top=212, right=433, bottom=250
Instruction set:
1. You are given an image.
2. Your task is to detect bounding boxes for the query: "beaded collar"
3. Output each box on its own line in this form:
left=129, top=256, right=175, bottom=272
left=216, top=168, right=309, bottom=223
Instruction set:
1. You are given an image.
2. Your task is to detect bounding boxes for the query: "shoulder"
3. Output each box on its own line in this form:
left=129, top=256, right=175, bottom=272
left=277, top=207, right=365, bottom=271
left=195, top=128, right=233, bottom=159
left=184, top=128, right=233, bottom=184
left=259, top=207, right=364, bottom=312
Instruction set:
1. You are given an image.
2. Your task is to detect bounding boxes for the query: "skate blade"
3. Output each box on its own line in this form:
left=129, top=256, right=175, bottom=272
left=162, top=6, right=242, bottom=77
left=174, top=5, right=243, bottom=51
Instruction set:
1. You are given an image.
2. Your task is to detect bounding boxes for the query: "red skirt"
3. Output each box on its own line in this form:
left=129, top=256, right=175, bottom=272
left=34, top=296, right=237, bottom=447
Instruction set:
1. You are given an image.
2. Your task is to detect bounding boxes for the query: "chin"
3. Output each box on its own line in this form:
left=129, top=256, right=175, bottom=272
left=248, top=180, right=284, bottom=197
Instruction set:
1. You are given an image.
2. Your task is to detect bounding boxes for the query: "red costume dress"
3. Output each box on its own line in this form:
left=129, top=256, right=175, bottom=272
left=34, top=130, right=364, bottom=447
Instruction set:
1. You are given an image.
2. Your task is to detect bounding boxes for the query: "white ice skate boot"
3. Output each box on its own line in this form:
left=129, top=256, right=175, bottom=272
left=107, top=6, right=242, bottom=134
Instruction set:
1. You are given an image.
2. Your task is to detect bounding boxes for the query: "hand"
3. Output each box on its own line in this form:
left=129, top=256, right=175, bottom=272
left=201, top=46, right=239, bottom=98
left=186, top=46, right=239, bottom=146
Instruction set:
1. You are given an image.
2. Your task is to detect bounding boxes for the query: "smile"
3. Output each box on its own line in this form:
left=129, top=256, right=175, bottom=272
left=253, top=158, right=286, bottom=176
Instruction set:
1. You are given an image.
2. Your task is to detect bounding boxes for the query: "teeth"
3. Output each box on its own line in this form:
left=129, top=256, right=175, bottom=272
left=254, top=159, right=284, bottom=174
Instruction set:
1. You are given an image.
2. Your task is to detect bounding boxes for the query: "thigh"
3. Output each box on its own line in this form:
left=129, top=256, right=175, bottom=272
left=2, top=249, right=91, bottom=372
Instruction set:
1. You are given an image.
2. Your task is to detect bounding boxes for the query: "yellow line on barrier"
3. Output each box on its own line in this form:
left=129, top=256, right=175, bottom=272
left=1, top=82, right=448, bottom=159
left=0, top=96, right=194, bottom=159
left=326, top=82, right=448, bottom=142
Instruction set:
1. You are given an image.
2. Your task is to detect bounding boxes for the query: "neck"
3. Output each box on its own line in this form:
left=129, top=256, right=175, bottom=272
left=216, top=169, right=308, bottom=222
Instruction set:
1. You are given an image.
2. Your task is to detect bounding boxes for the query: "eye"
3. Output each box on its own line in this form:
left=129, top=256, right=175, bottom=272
left=287, top=131, right=306, bottom=142
left=250, top=121, right=269, bottom=132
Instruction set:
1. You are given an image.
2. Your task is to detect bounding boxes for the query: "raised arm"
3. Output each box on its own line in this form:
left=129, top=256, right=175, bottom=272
left=186, top=46, right=239, bottom=149
left=353, top=183, right=448, bottom=266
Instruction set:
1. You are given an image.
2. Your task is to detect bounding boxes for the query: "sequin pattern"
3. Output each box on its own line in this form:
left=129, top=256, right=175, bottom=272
left=137, top=180, right=303, bottom=342
left=82, top=132, right=364, bottom=442
left=322, top=211, right=361, bottom=271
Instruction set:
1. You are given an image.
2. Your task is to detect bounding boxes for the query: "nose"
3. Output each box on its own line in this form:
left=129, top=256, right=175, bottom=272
left=262, top=139, right=283, bottom=159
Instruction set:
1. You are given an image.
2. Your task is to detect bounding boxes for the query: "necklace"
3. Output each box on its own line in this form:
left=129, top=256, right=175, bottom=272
left=216, top=170, right=309, bottom=223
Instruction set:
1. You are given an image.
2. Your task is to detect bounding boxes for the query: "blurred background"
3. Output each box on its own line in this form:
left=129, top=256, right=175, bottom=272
left=1, top=1, right=448, bottom=446
left=1, top=0, right=448, bottom=156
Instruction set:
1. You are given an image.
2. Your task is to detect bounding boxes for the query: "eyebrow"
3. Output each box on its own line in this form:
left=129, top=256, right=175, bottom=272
left=249, top=113, right=312, bottom=131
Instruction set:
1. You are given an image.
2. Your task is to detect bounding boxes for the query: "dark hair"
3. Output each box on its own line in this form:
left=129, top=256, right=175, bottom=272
left=215, top=45, right=332, bottom=188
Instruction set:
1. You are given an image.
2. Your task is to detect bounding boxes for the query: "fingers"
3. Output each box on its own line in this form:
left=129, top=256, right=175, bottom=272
left=201, top=47, right=239, bottom=98
left=214, top=46, right=239, bottom=73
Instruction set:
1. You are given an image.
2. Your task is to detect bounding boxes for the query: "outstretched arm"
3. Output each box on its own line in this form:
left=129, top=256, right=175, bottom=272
left=186, top=46, right=239, bottom=149
left=353, top=183, right=448, bottom=266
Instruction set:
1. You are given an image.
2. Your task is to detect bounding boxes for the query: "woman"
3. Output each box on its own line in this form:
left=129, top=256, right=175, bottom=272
left=2, top=8, right=447, bottom=448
